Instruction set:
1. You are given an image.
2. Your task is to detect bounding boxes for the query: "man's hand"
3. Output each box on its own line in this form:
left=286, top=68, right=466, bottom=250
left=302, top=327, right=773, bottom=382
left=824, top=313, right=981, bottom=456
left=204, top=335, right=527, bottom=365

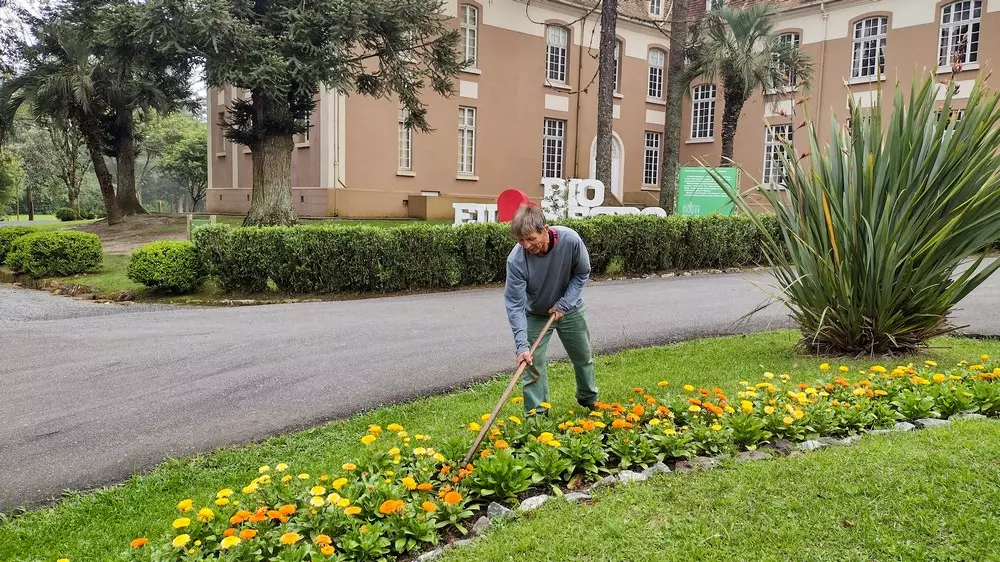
left=516, top=350, right=533, bottom=368
left=548, top=307, right=565, bottom=321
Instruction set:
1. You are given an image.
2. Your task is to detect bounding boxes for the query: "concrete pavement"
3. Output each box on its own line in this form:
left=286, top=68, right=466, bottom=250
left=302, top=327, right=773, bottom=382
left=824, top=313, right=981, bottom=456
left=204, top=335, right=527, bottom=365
left=1, top=268, right=997, bottom=512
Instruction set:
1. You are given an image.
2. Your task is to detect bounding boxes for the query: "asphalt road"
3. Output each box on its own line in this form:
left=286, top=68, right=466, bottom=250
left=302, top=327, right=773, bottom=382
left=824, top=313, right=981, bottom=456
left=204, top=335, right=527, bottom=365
left=2, top=268, right=998, bottom=512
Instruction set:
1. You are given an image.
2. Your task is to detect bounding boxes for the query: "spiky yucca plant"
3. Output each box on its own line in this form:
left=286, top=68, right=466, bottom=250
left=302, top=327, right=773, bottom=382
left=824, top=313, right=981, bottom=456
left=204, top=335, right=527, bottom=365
left=715, top=74, right=1000, bottom=356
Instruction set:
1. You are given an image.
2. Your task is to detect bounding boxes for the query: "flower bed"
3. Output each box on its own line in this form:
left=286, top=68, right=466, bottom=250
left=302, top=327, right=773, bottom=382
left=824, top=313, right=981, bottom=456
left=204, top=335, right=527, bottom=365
left=123, top=357, right=1000, bottom=562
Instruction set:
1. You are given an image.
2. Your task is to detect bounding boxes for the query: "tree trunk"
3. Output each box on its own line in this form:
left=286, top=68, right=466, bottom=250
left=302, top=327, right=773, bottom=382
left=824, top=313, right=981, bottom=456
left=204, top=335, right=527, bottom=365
left=115, top=116, right=147, bottom=215
left=596, top=0, right=619, bottom=203
left=245, top=134, right=296, bottom=226
left=660, top=0, right=690, bottom=214
left=26, top=182, right=34, bottom=221
left=720, top=86, right=746, bottom=167
left=84, top=133, right=123, bottom=225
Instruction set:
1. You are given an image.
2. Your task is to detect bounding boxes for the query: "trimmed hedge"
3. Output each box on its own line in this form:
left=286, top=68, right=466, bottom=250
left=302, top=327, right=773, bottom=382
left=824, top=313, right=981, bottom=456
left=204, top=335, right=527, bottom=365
left=0, top=226, right=39, bottom=263
left=55, top=207, right=78, bottom=221
left=193, top=214, right=781, bottom=295
left=127, top=240, right=207, bottom=293
left=5, top=230, right=102, bottom=278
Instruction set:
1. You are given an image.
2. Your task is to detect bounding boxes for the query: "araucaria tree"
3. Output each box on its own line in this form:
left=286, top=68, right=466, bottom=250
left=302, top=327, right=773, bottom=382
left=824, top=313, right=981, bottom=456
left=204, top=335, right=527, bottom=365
left=143, top=0, right=463, bottom=226
left=685, top=3, right=813, bottom=166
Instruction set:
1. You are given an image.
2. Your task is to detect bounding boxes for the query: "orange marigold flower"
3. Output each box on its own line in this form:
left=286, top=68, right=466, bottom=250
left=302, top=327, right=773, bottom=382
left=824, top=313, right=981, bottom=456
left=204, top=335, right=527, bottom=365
left=570, top=426, right=584, bottom=434
left=797, top=383, right=809, bottom=390
left=633, top=387, right=644, bottom=394
left=495, top=440, right=510, bottom=450
left=417, top=483, right=434, bottom=491
left=239, top=529, right=258, bottom=541
left=611, top=419, right=633, bottom=429
left=444, top=491, right=463, bottom=505
left=688, top=398, right=702, bottom=406
left=480, top=449, right=492, bottom=459
left=223, top=528, right=236, bottom=538
left=248, top=510, right=268, bottom=524
left=230, top=510, right=252, bottom=525
left=130, top=538, right=149, bottom=548
left=626, top=413, right=641, bottom=423
left=278, top=504, right=297, bottom=516
left=632, top=405, right=645, bottom=416
left=280, top=532, right=301, bottom=545
left=422, top=501, right=437, bottom=513
left=315, top=534, right=333, bottom=546
left=267, top=510, right=287, bottom=522
left=440, top=465, right=452, bottom=476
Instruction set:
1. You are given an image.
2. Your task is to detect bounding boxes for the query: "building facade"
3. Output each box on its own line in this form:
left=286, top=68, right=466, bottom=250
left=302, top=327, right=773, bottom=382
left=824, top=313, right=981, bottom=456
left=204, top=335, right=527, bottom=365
left=206, top=0, right=999, bottom=219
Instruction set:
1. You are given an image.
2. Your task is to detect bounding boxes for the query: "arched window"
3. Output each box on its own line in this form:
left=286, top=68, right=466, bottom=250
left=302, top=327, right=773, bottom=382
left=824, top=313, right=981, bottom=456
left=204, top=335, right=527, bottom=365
left=460, top=5, right=478, bottom=69
left=939, top=1, right=981, bottom=68
left=851, top=17, right=887, bottom=79
left=647, top=48, right=665, bottom=100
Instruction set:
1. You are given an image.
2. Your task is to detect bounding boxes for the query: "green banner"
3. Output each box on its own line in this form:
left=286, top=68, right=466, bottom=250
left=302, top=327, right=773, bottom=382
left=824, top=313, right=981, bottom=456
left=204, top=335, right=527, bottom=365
left=677, top=167, right=739, bottom=216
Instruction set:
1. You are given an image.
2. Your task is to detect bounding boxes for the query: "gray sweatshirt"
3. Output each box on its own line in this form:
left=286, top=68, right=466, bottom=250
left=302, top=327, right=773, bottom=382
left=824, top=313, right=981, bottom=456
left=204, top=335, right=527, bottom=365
left=504, top=226, right=591, bottom=354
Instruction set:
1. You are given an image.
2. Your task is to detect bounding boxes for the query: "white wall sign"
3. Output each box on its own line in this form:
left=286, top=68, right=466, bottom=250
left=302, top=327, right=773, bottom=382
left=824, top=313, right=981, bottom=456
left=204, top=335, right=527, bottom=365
left=453, top=178, right=667, bottom=225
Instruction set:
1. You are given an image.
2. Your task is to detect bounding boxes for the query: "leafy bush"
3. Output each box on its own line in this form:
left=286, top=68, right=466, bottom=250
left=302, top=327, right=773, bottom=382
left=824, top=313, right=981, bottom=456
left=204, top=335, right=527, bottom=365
left=717, top=74, right=1000, bottom=355
left=194, top=214, right=780, bottom=294
left=55, top=207, right=78, bottom=221
left=4, top=230, right=102, bottom=278
left=127, top=241, right=207, bottom=293
left=0, top=226, right=38, bottom=263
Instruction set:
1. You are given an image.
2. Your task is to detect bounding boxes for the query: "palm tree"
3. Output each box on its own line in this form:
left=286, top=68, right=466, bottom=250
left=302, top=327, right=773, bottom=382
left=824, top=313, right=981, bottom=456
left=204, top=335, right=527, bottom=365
left=685, top=3, right=813, bottom=166
left=0, top=21, right=123, bottom=224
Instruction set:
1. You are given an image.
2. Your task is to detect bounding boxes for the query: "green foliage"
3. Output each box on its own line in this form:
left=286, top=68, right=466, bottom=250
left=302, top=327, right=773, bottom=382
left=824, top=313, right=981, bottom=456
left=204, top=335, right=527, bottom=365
left=55, top=207, right=78, bottom=221
left=891, top=389, right=939, bottom=422
left=158, top=122, right=207, bottom=208
left=127, top=240, right=207, bottom=293
left=4, top=230, right=102, bottom=278
left=0, top=148, right=24, bottom=211
left=714, top=74, right=1000, bottom=355
left=194, top=215, right=779, bottom=294
left=464, top=449, right=532, bottom=505
left=0, top=226, right=38, bottom=262
left=521, top=441, right=575, bottom=487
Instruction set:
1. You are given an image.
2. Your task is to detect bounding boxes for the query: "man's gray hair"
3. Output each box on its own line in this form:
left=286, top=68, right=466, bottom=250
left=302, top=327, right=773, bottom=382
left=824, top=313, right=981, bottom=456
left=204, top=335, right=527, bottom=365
left=511, top=203, right=546, bottom=238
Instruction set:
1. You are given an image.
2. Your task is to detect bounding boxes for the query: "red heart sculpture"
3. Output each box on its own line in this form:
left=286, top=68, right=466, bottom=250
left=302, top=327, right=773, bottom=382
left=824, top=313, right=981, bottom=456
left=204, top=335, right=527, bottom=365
left=496, top=189, right=531, bottom=223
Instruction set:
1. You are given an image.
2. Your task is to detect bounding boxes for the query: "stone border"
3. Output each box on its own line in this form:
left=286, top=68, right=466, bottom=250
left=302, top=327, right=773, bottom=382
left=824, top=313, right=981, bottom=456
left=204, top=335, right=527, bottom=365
left=412, top=412, right=989, bottom=561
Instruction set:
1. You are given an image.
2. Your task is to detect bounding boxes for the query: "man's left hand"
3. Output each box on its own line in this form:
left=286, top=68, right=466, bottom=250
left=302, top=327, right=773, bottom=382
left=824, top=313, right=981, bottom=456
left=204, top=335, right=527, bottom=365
left=548, top=307, right=564, bottom=321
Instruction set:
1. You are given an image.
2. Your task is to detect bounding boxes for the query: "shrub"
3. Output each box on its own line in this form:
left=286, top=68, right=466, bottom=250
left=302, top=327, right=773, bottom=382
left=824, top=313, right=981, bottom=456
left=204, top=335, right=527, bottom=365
left=454, top=223, right=514, bottom=285
left=127, top=240, right=207, bottom=293
left=0, top=226, right=38, bottom=263
left=4, top=230, right=102, bottom=278
left=55, top=207, right=78, bottom=221
left=190, top=223, right=232, bottom=279
left=716, top=74, right=1000, bottom=355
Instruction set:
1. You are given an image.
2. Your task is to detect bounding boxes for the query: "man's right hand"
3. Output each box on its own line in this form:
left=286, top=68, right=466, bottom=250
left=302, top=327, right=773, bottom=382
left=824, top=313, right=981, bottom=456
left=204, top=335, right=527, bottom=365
left=516, top=350, right=533, bottom=368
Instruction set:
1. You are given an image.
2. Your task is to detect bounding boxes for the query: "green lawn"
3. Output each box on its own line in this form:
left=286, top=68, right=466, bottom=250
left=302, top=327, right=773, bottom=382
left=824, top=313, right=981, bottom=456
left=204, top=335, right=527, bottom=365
left=54, top=253, right=144, bottom=296
left=2, top=331, right=998, bottom=561
left=444, top=417, right=1000, bottom=562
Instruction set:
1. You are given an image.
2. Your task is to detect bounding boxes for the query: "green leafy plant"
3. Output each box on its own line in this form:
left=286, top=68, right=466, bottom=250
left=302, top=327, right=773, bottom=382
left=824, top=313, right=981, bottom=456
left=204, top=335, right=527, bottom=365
left=0, top=226, right=37, bottom=263
left=644, top=427, right=695, bottom=461
left=713, top=74, right=1000, bottom=355
left=930, top=384, right=975, bottom=418
left=127, top=240, right=206, bottom=293
left=463, top=449, right=532, bottom=505
left=521, top=441, right=574, bottom=489
left=970, top=379, right=1000, bottom=416
left=605, top=428, right=660, bottom=470
left=560, top=431, right=609, bottom=478
left=726, top=412, right=771, bottom=449
left=4, top=230, right=102, bottom=278
left=891, top=389, right=939, bottom=421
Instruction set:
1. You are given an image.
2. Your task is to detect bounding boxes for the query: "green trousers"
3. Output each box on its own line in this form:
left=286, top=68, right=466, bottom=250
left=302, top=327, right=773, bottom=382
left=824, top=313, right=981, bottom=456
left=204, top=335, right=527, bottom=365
left=522, top=306, right=598, bottom=414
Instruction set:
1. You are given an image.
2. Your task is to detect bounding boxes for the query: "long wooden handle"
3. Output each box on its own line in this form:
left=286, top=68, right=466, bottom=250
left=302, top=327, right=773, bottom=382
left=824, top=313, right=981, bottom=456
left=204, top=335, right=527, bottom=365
left=462, top=314, right=557, bottom=465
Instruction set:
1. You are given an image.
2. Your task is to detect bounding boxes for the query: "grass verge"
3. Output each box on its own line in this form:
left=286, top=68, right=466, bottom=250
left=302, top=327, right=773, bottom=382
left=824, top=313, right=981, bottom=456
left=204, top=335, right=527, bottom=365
left=2, top=331, right=999, bottom=561
left=444, top=417, right=1000, bottom=562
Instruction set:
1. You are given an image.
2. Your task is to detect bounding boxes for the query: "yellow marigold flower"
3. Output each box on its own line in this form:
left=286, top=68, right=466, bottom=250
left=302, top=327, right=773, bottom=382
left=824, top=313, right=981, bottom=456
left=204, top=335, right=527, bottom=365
left=220, top=536, right=241, bottom=549
left=711, top=424, right=723, bottom=431
left=361, top=434, right=377, bottom=446
left=740, top=400, right=753, bottom=414
left=434, top=453, right=446, bottom=462
left=589, top=411, right=603, bottom=418
left=683, top=384, right=695, bottom=392
left=298, top=473, right=310, bottom=480
left=764, top=406, right=775, bottom=415
left=342, top=463, right=357, bottom=471
left=310, top=496, right=326, bottom=507
left=649, top=418, right=661, bottom=426
left=308, top=485, right=325, bottom=495
left=386, top=471, right=394, bottom=477
left=853, top=387, right=867, bottom=396
left=933, top=373, right=947, bottom=383
left=337, top=498, right=352, bottom=508
left=783, top=416, right=794, bottom=425
left=511, top=397, right=524, bottom=405
left=689, top=405, right=701, bottom=413
left=982, top=354, right=990, bottom=362
left=57, top=559, right=69, bottom=562
left=414, top=447, right=427, bottom=456
left=368, top=425, right=382, bottom=435
left=258, top=465, right=270, bottom=474
left=197, top=508, right=214, bottom=523
left=330, top=476, right=348, bottom=490
left=594, top=421, right=606, bottom=428
left=275, top=462, right=289, bottom=472
left=280, top=532, right=301, bottom=545
left=970, top=364, right=986, bottom=371
left=172, top=517, right=191, bottom=529
left=951, top=374, right=963, bottom=381
left=540, top=402, right=552, bottom=409
left=793, top=408, right=805, bottom=420
left=215, top=497, right=230, bottom=506
left=177, top=499, right=193, bottom=513
left=762, top=372, right=774, bottom=380
left=281, top=475, right=293, bottom=483
left=926, top=360, right=938, bottom=367
left=836, top=365, right=847, bottom=373
left=171, top=534, right=190, bottom=549
left=664, top=428, right=676, bottom=435
left=327, top=493, right=342, bottom=504
left=870, top=366, right=886, bottom=374
left=785, top=403, right=796, bottom=415
left=402, top=477, right=417, bottom=490
left=216, top=488, right=234, bottom=499
left=875, top=389, right=888, bottom=396
left=819, top=363, right=830, bottom=372
left=468, top=422, right=481, bottom=431
left=322, top=545, right=336, bottom=556
left=508, top=415, right=522, bottom=424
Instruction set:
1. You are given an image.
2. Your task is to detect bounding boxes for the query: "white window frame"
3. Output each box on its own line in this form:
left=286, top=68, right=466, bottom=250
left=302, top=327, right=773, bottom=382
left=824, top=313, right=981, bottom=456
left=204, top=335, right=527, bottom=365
left=938, top=1, right=980, bottom=69
left=542, top=118, right=566, bottom=179
left=648, top=48, right=665, bottom=100
left=763, top=124, right=793, bottom=188
left=649, top=0, right=663, bottom=17
left=643, top=131, right=661, bottom=186
left=458, top=106, right=476, bottom=175
left=613, top=40, right=623, bottom=94
left=776, top=32, right=800, bottom=88
left=546, top=25, right=569, bottom=85
left=460, top=4, right=479, bottom=69
left=690, top=84, right=716, bottom=140
left=398, top=106, right=413, bottom=172
left=851, top=17, right=887, bottom=80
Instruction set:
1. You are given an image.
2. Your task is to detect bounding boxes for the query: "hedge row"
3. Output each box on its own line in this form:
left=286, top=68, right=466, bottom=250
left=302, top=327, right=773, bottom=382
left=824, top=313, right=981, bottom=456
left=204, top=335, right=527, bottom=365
left=4, top=230, right=102, bottom=278
left=188, top=214, right=781, bottom=295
